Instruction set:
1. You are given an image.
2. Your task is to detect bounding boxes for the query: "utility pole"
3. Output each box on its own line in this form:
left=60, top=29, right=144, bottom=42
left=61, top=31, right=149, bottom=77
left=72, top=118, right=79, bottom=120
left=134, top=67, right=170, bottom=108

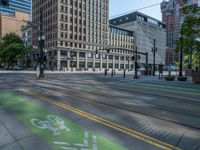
left=152, top=39, right=157, bottom=76
left=38, top=9, right=45, bottom=78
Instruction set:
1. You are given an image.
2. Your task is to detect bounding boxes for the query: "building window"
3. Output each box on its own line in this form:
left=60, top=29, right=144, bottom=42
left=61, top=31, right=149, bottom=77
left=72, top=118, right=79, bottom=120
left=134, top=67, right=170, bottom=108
left=88, top=53, right=93, bottom=58
left=60, top=41, right=63, bottom=46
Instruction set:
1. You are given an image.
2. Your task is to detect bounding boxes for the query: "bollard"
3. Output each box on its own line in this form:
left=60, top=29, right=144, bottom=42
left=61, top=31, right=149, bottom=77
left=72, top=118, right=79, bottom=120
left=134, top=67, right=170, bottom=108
left=104, top=69, right=107, bottom=76
left=111, top=69, right=114, bottom=77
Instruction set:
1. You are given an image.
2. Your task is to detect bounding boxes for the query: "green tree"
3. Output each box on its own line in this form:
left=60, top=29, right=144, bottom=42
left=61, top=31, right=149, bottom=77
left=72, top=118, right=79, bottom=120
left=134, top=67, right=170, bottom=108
left=0, top=33, right=30, bottom=69
left=179, top=2, right=200, bottom=71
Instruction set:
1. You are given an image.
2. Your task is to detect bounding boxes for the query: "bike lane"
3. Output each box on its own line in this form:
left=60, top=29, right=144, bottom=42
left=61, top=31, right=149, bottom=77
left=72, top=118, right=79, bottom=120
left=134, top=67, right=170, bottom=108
left=0, top=92, right=127, bottom=150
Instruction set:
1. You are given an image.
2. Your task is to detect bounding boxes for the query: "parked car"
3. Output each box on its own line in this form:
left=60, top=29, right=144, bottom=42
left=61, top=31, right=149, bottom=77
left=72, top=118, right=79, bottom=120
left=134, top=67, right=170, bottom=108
left=9, top=65, right=22, bottom=70
left=13, top=65, right=22, bottom=70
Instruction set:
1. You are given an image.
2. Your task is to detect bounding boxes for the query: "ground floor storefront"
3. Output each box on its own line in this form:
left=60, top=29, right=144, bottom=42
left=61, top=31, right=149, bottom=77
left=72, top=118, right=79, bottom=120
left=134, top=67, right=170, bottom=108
left=30, top=49, right=136, bottom=71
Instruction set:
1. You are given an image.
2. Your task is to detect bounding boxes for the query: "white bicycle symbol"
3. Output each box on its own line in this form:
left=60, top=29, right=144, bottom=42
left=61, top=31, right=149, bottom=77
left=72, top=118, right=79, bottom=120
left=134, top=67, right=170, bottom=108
left=31, top=115, right=70, bottom=136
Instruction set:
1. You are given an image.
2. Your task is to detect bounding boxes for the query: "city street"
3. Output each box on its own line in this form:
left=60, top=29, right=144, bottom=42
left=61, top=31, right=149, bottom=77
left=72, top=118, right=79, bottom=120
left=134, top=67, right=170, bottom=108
left=0, top=72, right=200, bottom=150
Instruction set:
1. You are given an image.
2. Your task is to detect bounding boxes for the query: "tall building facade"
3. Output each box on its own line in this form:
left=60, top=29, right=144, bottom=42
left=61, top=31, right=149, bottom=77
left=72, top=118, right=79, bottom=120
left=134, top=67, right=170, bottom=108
left=0, top=0, right=31, bottom=16
left=161, top=0, right=198, bottom=65
left=110, top=12, right=166, bottom=67
left=21, top=23, right=33, bottom=68
left=32, top=0, right=134, bottom=71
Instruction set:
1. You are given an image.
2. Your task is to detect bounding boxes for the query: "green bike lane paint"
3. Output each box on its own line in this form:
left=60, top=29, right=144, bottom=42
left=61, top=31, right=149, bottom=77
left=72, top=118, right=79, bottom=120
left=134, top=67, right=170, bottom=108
left=0, top=92, right=127, bottom=150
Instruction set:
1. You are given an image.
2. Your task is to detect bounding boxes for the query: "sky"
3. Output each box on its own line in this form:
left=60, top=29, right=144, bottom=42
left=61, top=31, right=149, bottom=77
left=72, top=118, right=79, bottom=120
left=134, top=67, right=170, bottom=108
left=109, top=0, right=163, bottom=21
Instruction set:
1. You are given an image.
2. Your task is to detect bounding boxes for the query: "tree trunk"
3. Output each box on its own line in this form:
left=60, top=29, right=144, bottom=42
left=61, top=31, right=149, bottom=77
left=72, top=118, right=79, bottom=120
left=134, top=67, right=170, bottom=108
left=198, top=51, right=200, bottom=71
left=188, top=49, right=192, bottom=69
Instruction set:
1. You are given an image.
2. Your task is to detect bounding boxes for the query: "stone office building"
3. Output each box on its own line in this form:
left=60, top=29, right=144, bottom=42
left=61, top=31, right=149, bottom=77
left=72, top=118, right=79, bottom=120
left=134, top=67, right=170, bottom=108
left=110, top=11, right=166, bottom=67
left=32, top=0, right=135, bottom=71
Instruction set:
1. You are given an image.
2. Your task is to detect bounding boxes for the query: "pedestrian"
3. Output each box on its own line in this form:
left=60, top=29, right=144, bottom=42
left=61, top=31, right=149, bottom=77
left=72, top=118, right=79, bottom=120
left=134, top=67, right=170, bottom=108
left=148, top=66, right=152, bottom=76
left=159, top=63, right=164, bottom=79
left=123, top=69, right=126, bottom=78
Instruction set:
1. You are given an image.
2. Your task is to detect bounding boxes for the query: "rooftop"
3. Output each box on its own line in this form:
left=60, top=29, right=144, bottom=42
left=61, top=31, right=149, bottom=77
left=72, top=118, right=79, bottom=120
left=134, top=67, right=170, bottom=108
left=110, top=11, right=166, bottom=29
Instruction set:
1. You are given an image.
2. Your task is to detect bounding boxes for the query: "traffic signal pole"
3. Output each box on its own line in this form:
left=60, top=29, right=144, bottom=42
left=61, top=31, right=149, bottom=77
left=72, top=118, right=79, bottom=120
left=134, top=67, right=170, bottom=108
left=152, top=39, right=157, bottom=76
left=145, top=52, right=148, bottom=75
left=134, top=46, right=139, bottom=79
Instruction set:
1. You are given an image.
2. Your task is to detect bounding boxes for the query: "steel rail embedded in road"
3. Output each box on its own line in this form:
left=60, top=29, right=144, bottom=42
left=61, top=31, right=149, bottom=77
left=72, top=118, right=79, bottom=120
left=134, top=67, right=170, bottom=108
left=23, top=81, right=200, bottom=130
left=19, top=88, right=182, bottom=150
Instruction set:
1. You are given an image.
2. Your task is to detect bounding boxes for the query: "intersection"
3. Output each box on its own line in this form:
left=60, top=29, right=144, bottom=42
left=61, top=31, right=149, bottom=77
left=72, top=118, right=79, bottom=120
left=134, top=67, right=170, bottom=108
left=0, top=73, right=200, bottom=150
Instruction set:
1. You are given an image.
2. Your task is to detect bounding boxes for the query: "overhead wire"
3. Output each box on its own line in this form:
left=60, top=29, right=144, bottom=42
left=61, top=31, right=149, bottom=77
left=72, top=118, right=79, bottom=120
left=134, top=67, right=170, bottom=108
left=110, top=2, right=162, bottom=19
left=1, top=2, right=163, bottom=35
left=1, top=2, right=163, bottom=25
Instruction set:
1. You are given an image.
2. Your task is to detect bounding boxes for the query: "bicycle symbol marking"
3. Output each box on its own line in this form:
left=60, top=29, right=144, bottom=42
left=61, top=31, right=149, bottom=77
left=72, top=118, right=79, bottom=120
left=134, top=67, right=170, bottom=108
left=30, top=115, right=70, bottom=136
left=53, top=130, right=98, bottom=150
left=30, top=115, right=98, bottom=149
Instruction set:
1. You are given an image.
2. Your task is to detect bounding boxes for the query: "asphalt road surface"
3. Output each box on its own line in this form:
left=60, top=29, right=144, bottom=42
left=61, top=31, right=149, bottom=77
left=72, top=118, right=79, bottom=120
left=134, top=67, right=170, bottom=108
left=0, top=73, right=200, bottom=150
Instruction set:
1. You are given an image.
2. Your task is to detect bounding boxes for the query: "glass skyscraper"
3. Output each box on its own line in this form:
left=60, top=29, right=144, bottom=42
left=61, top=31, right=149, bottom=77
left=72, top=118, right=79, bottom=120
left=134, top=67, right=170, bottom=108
left=0, top=0, right=31, bottom=16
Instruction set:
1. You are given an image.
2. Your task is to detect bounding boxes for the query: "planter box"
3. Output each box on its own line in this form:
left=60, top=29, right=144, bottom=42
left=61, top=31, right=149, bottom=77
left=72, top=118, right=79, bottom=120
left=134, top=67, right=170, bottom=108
left=165, top=76, right=175, bottom=81
left=178, top=76, right=188, bottom=81
left=192, top=72, right=200, bottom=83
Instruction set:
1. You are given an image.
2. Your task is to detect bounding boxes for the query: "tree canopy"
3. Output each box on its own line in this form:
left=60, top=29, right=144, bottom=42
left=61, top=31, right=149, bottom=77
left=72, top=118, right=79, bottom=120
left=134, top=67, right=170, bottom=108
left=0, top=33, right=30, bottom=68
left=176, top=2, right=200, bottom=70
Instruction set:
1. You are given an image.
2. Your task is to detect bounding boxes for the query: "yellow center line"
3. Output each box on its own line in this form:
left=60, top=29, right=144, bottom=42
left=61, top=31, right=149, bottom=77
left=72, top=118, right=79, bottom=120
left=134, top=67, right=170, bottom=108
left=19, top=88, right=182, bottom=150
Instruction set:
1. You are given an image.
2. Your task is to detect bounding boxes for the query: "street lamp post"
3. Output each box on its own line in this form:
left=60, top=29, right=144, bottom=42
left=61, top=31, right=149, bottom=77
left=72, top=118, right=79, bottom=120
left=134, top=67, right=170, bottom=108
left=152, top=39, right=157, bottom=76
left=38, top=36, right=45, bottom=78
left=38, top=9, right=45, bottom=78
left=70, top=51, right=75, bottom=72
left=24, top=37, right=28, bottom=68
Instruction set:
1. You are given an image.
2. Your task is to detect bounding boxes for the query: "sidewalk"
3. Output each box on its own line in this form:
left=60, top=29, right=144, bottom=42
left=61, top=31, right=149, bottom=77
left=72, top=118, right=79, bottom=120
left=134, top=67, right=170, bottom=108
left=0, top=106, right=51, bottom=150
left=0, top=70, right=181, bottom=74
left=0, top=70, right=135, bottom=74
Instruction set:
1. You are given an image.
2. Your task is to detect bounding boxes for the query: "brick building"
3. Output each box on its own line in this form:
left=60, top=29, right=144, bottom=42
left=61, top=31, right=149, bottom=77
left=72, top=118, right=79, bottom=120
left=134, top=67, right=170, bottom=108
left=0, top=11, right=29, bottom=39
